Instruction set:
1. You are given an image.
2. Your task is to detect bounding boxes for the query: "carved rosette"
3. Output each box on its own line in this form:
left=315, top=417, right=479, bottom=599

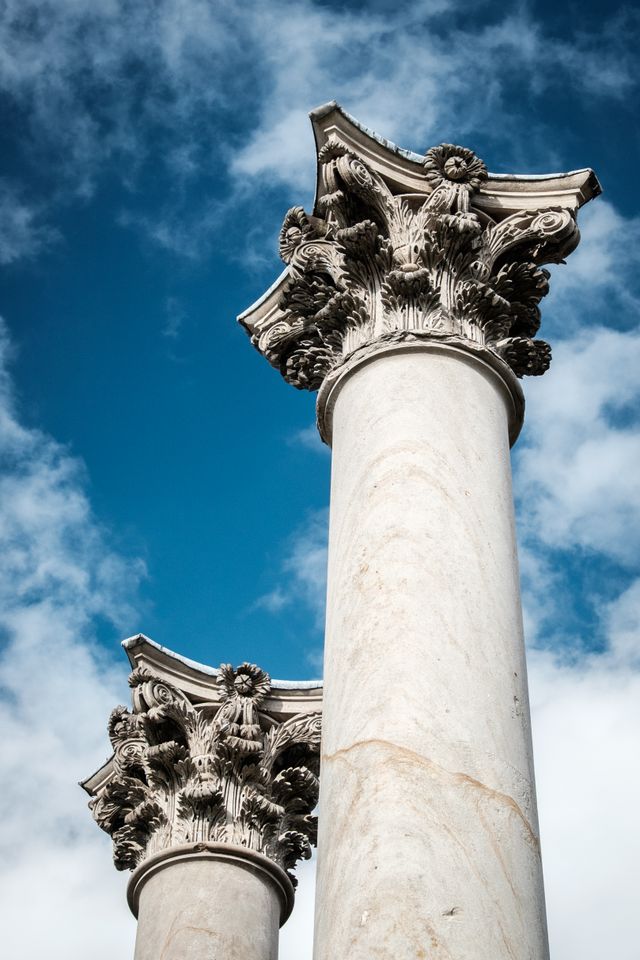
left=88, top=663, right=321, bottom=885
left=250, top=137, right=581, bottom=389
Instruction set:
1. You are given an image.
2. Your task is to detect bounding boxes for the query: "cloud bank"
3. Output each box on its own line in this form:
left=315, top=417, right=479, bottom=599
left=0, top=319, right=140, bottom=955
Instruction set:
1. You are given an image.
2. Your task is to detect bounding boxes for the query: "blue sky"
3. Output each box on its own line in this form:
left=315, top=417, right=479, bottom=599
left=0, top=1, right=639, bottom=957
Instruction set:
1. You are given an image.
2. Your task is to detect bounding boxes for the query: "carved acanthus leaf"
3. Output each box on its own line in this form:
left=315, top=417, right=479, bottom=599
left=88, top=662, right=321, bottom=885
left=248, top=142, right=584, bottom=386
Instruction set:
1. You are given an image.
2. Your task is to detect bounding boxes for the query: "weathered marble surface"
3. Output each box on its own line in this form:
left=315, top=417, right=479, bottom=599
left=129, top=844, right=289, bottom=960
left=313, top=345, right=549, bottom=960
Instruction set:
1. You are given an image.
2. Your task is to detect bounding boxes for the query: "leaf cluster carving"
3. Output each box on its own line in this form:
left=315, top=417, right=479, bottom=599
left=250, top=138, right=581, bottom=387
left=89, top=663, right=321, bottom=885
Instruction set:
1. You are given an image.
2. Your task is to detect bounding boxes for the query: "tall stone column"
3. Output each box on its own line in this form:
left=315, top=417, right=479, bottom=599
left=83, top=635, right=322, bottom=960
left=239, top=103, right=600, bottom=959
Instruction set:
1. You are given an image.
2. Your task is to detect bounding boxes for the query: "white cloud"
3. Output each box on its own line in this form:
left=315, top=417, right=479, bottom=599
left=530, top=634, right=640, bottom=960
left=544, top=201, right=640, bottom=328
left=511, top=198, right=640, bottom=662
left=516, top=325, right=640, bottom=565
left=263, top=509, right=328, bottom=630
left=0, top=317, right=140, bottom=956
left=232, top=108, right=315, bottom=195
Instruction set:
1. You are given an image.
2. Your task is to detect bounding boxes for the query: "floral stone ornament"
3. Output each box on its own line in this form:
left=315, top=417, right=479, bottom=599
left=88, top=660, right=321, bottom=885
left=423, top=143, right=488, bottom=191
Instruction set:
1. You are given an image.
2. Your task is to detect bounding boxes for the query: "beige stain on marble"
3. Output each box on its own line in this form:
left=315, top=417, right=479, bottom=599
left=323, top=738, right=540, bottom=850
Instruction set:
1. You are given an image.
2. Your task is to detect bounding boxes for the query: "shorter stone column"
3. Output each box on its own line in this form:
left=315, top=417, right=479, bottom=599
left=83, top=644, right=321, bottom=960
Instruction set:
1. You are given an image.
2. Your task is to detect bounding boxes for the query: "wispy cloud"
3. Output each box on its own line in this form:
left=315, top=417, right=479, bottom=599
left=255, top=508, right=328, bottom=669
left=252, top=586, right=289, bottom=614
left=288, top=424, right=330, bottom=456
left=118, top=197, right=227, bottom=261
left=230, top=6, right=640, bottom=192
left=162, top=295, right=187, bottom=339
left=1, top=1, right=639, bottom=260
left=282, top=510, right=328, bottom=630
left=0, top=180, right=58, bottom=264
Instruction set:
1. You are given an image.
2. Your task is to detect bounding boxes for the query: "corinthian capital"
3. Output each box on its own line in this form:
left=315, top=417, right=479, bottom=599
left=83, top=636, right=322, bottom=887
left=240, top=102, right=599, bottom=394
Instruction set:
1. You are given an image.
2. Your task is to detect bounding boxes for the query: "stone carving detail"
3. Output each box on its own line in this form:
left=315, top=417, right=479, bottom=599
left=250, top=137, right=581, bottom=388
left=89, top=663, right=321, bottom=885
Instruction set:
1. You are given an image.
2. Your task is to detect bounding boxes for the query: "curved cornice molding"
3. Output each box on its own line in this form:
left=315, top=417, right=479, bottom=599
left=121, top=634, right=322, bottom=715
left=308, top=101, right=601, bottom=216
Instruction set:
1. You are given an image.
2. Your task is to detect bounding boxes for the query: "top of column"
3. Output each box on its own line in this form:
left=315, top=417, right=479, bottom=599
left=239, top=101, right=600, bottom=438
left=81, top=634, right=323, bottom=898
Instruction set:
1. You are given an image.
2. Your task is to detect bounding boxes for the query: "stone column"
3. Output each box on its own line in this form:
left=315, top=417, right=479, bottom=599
left=314, top=343, right=536, bottom=959
left=239, top=103, right=599, bottom=959
left=83, top=639, right=322, bottom=960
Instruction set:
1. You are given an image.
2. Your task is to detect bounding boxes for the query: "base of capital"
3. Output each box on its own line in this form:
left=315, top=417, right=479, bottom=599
left=316, top=333, right=525, bottom=448
left=126, top=841, right=296, bottom=925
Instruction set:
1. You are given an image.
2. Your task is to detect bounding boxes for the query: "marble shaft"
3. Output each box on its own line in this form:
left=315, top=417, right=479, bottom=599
left=314, top=344, right=545, bottom=959
left=129, top=845, right=286, bottom=960
left=239, top=102, right=599, bottom=959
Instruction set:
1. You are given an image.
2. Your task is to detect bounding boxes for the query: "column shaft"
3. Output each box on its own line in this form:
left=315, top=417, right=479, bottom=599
left=314, top=346, right=548, bottom=959
left=130, top=847, right=288, bottom=960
